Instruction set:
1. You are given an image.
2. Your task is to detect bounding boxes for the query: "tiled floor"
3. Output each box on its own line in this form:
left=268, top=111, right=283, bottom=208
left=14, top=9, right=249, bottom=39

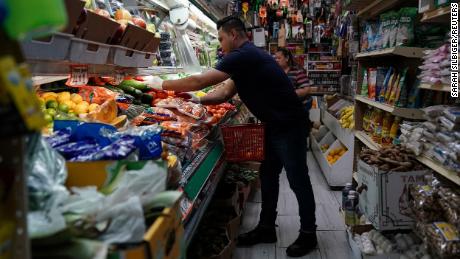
left=233, top=152, right=352, bottom=259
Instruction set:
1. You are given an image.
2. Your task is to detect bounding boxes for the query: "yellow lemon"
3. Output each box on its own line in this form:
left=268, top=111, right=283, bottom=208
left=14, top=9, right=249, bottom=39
left=88, top=103, right=100, bottom=113
left=42, top=92, right=58, bottom=99
left=57, top=92, right=71, bottom=103
left=74, top=103, right=89, bottom=114
left=71, top=93, right=83, bottom=104
left=63, top=100, right=76, bottom=109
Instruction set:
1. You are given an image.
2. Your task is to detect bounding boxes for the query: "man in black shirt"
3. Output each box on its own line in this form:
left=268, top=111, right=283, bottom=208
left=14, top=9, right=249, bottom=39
left=160, top=16, right=317, bottom=257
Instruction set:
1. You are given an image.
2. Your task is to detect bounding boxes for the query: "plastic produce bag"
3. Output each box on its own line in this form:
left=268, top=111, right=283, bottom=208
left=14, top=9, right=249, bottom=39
left=26, top=135, right=69, bottom=237
left=96, top=195, right=145, bottom=244
left=26, top=135, right=69, bottom=212
left=110, top=161, right=167, bottom=207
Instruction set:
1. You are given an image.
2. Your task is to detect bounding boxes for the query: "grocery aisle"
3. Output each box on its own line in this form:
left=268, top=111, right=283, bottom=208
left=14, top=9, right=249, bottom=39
left=234, top=152, right=352, bottom=259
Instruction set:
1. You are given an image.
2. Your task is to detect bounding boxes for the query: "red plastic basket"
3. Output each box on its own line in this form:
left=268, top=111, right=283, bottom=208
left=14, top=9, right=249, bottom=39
left=220, top=124, right=265, bottom=162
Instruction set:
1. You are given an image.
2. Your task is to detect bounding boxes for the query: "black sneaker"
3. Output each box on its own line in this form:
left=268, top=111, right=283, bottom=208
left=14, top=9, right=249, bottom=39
left=237, top=225, right=277, bottom=247
left=286, top=231, right=318, bottom=257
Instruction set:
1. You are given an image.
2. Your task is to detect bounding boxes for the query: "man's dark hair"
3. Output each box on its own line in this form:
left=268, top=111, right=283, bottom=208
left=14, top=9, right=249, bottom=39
left=217, top=16, right=247, bottom=35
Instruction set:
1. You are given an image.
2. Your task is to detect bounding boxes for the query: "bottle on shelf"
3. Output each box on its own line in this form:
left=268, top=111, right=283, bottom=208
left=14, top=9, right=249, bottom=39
left=345, top=192, right=358, bottom=226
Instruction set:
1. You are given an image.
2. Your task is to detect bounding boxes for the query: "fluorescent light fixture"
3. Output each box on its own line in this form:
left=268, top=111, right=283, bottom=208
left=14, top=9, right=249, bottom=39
left=189, top=3, right=217, bottom=33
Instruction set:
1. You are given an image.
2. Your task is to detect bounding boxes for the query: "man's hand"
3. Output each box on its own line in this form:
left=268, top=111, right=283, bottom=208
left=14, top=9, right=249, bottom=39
left=162, top=69, right=230, bottom=92
left=175, top=92, right=201, bottom=103
left=144, top=76, right=164, bottom=89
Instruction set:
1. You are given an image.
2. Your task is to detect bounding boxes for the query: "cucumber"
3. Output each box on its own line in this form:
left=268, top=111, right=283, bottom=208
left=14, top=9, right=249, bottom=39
left=141, top=93, right=154, bottom=104
left=119, top=79, right=149, bottom=92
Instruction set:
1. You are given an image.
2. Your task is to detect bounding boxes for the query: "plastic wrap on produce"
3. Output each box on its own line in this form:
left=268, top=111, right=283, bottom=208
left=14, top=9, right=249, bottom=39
left=116, top=125, right=163, bottom=160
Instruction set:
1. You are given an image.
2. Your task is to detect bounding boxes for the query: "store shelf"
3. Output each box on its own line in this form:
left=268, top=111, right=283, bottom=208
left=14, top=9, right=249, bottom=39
left=355, top=96, right=425, bottom=120
left=28, top=59, right=183, bottom=77
left=421, top=6, right=451, bottom=23
left=416, top=155, right=460, bottom=186
left=357, top=0, right=413, bottom=19
left=419, top=83, right=450, bottom=92
left=355, top=131, right=381, bottom=151
left=344, top=0, right=374, bottom=11
left=309, top=69, right=341, bottom=72
left=355, top=47, right=427, bottom=59
left=32, top=76, right=68, bottom=86
left=308, top=61, right=341, bottom=63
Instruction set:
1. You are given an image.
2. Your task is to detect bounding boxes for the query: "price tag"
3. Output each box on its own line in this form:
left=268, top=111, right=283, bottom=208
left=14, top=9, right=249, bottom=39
left=110, top=70, right=125, bottom=86
left=66, top=65, right=88, bottom=86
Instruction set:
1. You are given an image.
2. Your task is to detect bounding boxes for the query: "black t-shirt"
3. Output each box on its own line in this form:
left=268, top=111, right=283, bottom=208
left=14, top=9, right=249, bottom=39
left=215, top=42, right=306, bottom=125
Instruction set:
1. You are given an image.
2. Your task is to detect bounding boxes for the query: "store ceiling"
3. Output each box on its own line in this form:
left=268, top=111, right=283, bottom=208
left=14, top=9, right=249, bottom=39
left=190, top=0, right=228, bottom=21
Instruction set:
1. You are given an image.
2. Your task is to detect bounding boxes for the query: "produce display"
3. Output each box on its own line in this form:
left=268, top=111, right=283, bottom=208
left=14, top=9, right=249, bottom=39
left=359, top=146, right=424, bottom=172
left=399, top=105, right=460, bottom=173
left=339, top=106, right=354, bottom=129
left=326, top=146, right=347, bottom=165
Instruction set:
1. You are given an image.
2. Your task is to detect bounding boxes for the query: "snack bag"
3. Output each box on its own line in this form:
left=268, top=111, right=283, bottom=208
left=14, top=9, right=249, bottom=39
left=381, top=113, right=394, bottom=146
left=389, top=11, right=400, bottom=47
left=396, top=8, right=417, bottom=47
left=367, top=68, right=377, bottom=99
left=361, top=69, right=368, bottom=96
left=371, top=110, right=384, bottom=143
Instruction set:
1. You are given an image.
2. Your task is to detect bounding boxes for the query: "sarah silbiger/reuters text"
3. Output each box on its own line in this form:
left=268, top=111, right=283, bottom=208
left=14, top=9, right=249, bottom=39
left=452, top=3, right=458, bottom=97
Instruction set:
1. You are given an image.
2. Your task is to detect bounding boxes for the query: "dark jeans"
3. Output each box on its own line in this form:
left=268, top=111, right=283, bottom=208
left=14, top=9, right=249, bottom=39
left=259, top=122, right=317, bottom=232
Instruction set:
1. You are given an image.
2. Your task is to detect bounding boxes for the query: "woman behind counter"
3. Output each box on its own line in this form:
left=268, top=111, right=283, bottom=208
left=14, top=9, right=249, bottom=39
left=274, top=47, right=318, bottom=112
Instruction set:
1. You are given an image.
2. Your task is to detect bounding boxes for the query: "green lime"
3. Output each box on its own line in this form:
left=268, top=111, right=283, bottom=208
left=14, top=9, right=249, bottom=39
left=44, top=114, right=54, bottom=123
left=54, top=113, right=65, bottom=120
left=58, top=103, right=69, bottom=113
left=46, top=100, right=58, bottom=109
left=68, top=111, right=77, bottom=117
left=46, top=108, right=57, bottom=118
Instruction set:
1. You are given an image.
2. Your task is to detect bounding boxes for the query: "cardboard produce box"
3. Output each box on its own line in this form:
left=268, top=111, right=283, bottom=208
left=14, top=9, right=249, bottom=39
left=356, top=160, right=430, bottom=231
left=211, top=183, right=240, bottom=214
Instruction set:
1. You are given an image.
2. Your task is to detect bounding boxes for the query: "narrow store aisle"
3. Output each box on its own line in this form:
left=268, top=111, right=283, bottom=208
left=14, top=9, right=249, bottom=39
left=233, top=152, right=352, bottom=259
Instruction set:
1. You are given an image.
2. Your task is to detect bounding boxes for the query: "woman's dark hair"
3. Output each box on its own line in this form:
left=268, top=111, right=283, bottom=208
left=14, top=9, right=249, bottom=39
left=276, top=47, right=297, bottom=67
